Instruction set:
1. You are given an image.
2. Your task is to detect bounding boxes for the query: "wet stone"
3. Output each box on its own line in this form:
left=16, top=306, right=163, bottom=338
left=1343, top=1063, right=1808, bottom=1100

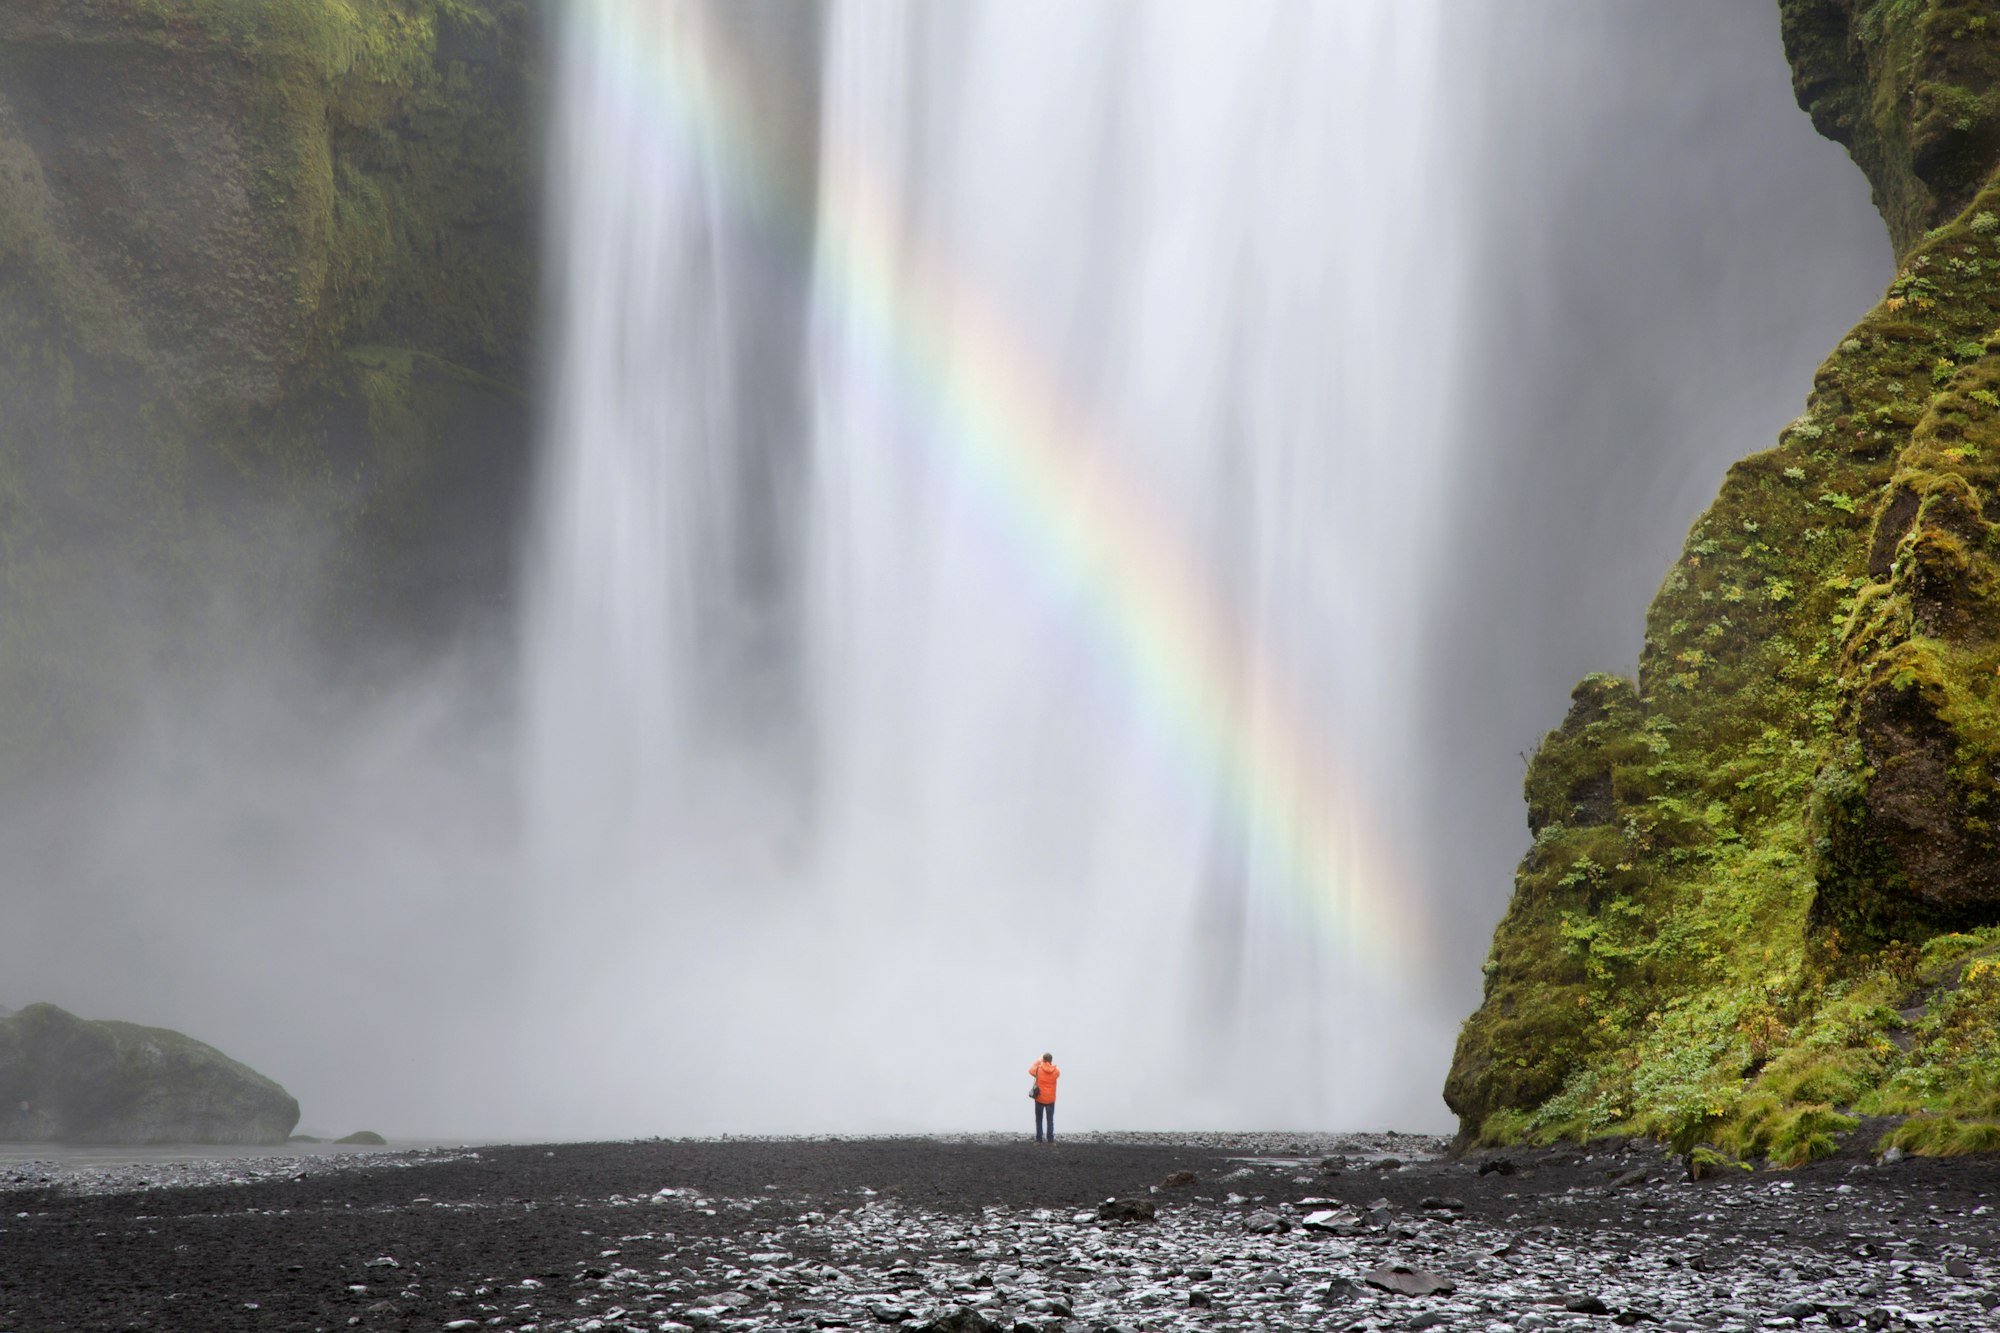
left=1362, top=1265, right=1457, bottom=1297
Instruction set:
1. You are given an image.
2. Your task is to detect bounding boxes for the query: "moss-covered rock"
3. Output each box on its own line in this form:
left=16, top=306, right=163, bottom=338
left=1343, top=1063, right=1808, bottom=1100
left=0, top=0, right=538, bottom=787
left=0, top=1002, right=299, bottom=1143
left=1782, top=0, right=2000, bottom=256
left=1451, top=0, right=2000, bottom=1160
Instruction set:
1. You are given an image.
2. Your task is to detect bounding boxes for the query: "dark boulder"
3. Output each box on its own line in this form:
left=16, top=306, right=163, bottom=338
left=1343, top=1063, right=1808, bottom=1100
left=916, top=1310, right=1005, bottom=1333
left=336, top=1130, right=388, bottom=1146
left=1361, top=1266, right=1456, bottom=1297
left=1097, top=1198, right=1156, bottom=1223
left=0, top=1003, right=298, bottom=1144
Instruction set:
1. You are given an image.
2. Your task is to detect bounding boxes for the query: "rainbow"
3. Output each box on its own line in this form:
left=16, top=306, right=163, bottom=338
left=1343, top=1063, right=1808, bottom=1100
left=565, top=1, right=1432, bottom=977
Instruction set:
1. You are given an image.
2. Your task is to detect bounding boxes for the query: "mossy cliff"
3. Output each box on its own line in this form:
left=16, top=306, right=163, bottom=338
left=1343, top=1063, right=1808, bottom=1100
left=0, top=0, right=537, bottom=782
left=1448, top=0, right=2000, bottom=1163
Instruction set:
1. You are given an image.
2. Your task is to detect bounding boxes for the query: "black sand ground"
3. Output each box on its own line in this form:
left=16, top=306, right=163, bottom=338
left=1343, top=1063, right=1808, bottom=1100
left=2, top=1133, right=1998, bottom=1332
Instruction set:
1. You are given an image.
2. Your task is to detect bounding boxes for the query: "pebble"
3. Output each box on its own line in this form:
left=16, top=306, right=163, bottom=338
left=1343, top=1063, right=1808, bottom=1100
left=0, top=1146, right=471, bottom=1198
left=11, top=1131, right=1997, bottom=1332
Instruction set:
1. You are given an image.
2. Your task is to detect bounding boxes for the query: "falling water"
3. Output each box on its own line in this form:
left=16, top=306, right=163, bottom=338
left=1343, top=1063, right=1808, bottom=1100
left=524, top=0, right=1463, bottom=1136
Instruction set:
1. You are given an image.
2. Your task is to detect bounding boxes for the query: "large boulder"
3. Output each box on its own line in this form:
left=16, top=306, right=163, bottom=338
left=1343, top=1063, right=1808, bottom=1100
left=0, top=1003, right=299, bottom=1144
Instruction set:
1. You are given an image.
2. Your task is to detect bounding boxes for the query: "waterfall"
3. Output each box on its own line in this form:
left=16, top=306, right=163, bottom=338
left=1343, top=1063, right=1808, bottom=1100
left=0, top=0, right=1893, bottom=1143
left=524, top=0, right=1461, bottom=1135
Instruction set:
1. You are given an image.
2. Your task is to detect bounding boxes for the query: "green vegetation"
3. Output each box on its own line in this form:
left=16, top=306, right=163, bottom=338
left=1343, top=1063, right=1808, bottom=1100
left=1783, top=0, right=2000, bottom=255
left=0, top=0, right=536, bottom=787
left=1452, top=0, right=2000, bottom=1163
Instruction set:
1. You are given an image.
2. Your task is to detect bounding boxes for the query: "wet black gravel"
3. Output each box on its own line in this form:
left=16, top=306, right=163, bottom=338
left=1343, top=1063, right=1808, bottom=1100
left=2, top=1132, right=1998, bottom=1332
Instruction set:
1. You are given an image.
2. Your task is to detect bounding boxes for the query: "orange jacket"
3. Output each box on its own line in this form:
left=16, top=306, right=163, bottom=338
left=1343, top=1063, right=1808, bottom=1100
left=1029, top=1059, right=1060, bottom=1104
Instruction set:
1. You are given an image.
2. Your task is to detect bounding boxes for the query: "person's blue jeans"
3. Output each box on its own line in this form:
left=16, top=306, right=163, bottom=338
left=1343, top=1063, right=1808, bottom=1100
left=1035, top=1100, right=1055, bottom=1142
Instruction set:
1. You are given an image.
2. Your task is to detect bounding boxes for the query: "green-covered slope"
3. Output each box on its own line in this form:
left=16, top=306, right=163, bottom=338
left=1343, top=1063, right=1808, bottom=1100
left=0, top=0, right=538, bottom=785
left=1448, top=0, right=2000, bottom=1162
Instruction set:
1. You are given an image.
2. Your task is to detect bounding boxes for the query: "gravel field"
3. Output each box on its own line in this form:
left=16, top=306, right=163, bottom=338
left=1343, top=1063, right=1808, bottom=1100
left=2, top=1131, right=1998, bottom=1332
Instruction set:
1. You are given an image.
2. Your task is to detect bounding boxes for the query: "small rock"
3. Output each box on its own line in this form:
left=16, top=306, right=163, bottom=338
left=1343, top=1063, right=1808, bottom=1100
left=1097, top=1198, right=1156, bottom=1223
left=1477, top=1157, right=1517, bottom=1176
left=1565, top=1295, right=1611, bottom=1315
left=1946, top=1257, right=1974, bottom=1278
left=918, top=1310, right=1004, bottom=1333
left=1302, top=1208, right=1362, bottom=1232
left=1361, top=1265, right=1456, bottom=1297
left=1419, top=1195, right=1466, bottom=1212
left=1407, top=1314, right=1448, bottom=1331
left=1160, top=1170, right=1198, bottom=1188
left=1322, top=1278, right=1360, bottom=1303
left=1187, top=1291, right=1213, bottom=1308
left=1607, top=1167, right=1650, bottom=1189
left=1244, top=1210, right=1284, bottom=1234
left=1880, top=1146, right=1906, bottom=1165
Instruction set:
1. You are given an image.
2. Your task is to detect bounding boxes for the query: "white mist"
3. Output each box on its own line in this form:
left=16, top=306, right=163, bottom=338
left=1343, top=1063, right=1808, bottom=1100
left=522, top=0, right=1463, bottom=1136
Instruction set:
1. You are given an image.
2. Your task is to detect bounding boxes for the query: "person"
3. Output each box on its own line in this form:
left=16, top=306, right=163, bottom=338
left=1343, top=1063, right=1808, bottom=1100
left=1029, top=1052, right=1060, bottom=1142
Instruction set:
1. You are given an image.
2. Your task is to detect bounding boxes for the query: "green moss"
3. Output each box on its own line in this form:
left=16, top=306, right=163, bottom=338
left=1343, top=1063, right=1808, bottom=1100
left=1784, top=0, right=2000, bottom=254
left=1452, top=26, right=2000, bottom=1157
left=0, top=0, right=537, bottom=788
left=1686, top=1144, right=1754, bottom=1179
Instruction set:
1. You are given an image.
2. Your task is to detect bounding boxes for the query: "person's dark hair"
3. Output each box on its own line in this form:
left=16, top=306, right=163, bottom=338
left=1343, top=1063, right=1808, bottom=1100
left=1042, top=1052, right=1052, bottom=1061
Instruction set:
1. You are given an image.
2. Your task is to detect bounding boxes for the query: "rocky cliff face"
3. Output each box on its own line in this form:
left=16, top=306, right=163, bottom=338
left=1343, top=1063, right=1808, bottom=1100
left=0, top=1003, right=299, bottom=1143
left=1449, top=0, right=2000, bottom=1161
left=0, top=0, right=538, bottom=785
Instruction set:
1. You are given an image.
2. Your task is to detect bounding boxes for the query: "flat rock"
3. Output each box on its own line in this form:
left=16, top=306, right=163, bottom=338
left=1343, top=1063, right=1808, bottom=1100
left=1361, top=1265, right=1457, bottom=1297
left=918, top=1310, right=1005, bottom=1333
